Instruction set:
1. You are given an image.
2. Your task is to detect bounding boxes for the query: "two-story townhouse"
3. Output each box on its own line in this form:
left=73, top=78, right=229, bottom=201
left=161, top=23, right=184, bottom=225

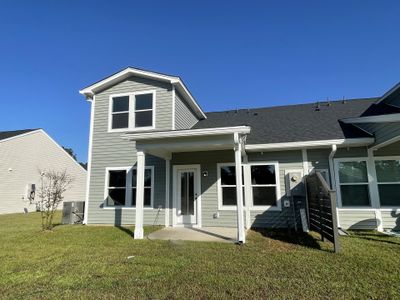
left=80, top=67, right=400, bottom=243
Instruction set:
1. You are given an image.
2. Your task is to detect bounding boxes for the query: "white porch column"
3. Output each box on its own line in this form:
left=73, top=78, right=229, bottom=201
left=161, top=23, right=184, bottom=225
left=367, top=149, right=383, bottom=231
left=243, top=154, right=252, bottom=230
left=165, top=159, right=170, bottom=227
left=134, top=150, right=146, bottom=239
left=234, top=133, right=245, bottom=243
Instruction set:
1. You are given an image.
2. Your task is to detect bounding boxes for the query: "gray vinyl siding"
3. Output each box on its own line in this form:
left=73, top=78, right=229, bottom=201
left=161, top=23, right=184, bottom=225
left=174, top=91, right=199, bottom=129
left=338, top=210, right=377, bottom=230
left=375, top=141, right=400, bottom=156
left=335, top=146, right=368, bottom=158
left=0, top=131, right=87, bottom=214
left=381, top=210, right=400, bottom=231
left=87, top=75, right=172, bottom=225
left=358, top=122, right=400, bottom=147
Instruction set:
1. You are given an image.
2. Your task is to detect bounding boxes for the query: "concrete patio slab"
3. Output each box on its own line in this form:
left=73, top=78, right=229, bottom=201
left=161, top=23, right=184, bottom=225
left=147, top=227, right=238, bottom=243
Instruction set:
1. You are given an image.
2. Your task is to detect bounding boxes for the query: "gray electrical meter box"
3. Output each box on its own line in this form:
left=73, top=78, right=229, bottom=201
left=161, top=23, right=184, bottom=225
left=286, top=171, right=305, bottom=196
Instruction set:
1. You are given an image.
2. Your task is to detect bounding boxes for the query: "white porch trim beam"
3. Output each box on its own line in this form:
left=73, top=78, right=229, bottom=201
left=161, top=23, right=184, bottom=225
left=122, top=126, right=251, bottom=141
left=134, top=150, right=146, bottom=239
left=234, top=133, right=246, bottom=243
left=245, top=138, right=374, bottom=152
left=367, top=149, right=383, bottom=231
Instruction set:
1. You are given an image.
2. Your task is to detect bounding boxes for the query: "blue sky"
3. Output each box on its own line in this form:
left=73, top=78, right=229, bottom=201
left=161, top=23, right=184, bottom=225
left=1, top=1, right=399, bottom=162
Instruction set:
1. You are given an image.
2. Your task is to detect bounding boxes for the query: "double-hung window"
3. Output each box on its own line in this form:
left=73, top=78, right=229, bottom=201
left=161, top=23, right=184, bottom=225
left=337, top=160, right=371, bottom=207
left=105, top=167, right=153, bottom=207
left=375, top=159, right=400, bottom=206
left=219, top=165, right=242, bottom=207
left=109, top=91, right=155, bottom=131
left=250, top=164, right=279, bottom=207
left=218, top=162, right=280, bottom=209
left=106, top=169, right=128, bottom=206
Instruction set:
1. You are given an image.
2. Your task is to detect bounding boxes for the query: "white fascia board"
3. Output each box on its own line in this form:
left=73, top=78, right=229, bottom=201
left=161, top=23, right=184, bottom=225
left=122, top=126, right=251, bottom=141
left=79, top=67, right=178, bottom=96
left=245, top=138, right=374, bottom=152
left=341, top=113, right=400, bottom=124
left=79, top=67, right=206, bottom=119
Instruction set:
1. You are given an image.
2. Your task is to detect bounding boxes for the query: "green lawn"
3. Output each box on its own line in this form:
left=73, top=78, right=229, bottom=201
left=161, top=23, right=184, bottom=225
left=0, top=213, right=399, bottom=299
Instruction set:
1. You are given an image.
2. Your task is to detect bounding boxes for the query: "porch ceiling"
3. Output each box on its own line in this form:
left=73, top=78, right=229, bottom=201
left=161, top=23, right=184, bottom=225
left=136, top=134, right=236, bottom=159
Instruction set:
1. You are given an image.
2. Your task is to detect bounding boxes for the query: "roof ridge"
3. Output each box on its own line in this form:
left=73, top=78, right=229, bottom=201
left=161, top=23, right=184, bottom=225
left=204, top=97, right=379, bottom=114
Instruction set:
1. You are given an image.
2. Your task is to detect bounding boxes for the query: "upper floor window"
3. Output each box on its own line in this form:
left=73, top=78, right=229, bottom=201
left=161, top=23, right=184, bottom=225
left=109, top=91, right=155, bottom=131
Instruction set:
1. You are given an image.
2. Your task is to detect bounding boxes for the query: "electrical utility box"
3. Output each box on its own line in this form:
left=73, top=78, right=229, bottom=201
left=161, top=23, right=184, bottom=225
left=62, top=201, right=85, bottom=224
left=285, top=170, right=305, bottom=197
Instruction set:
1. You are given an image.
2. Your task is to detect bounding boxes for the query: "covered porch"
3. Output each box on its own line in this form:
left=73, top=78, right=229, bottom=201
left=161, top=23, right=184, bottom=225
left=147, top=227, right=237, bottom=243
left=121, top=126, right=251, bottom=243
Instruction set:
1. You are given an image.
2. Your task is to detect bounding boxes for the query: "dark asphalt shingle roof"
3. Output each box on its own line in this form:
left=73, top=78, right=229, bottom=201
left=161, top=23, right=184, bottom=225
left=0, top=129, right=38, bottom=141
left=193, top=98, right=377, bottom=144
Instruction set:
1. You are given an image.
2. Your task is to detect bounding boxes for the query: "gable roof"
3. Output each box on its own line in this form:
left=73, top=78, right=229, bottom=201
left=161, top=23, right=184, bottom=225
left=192, top=98, right=377, bottom=144
left=0, top=129, right=39, bottom=142
left=79, top=67, right=206, bottom=119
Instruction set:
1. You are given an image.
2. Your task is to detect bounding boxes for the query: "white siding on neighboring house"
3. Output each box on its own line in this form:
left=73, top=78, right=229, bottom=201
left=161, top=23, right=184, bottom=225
left=0, top=130, right=87, bottom=214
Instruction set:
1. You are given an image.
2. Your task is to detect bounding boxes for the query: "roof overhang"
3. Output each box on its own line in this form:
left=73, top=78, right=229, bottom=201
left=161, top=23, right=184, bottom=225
left=122, top=126, right=251, bottom=141
left=121, top=126, right=251, bottom=159
left=341, top=113, right=400, bottom=124
left=245, top=138, right=375, bottom=152
left=79, top=67, right=206, bottom=119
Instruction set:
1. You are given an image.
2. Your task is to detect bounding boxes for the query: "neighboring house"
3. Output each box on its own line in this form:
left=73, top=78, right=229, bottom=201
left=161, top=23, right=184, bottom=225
left=0, top=129, right=87, bottom=214
left=80, top=67, right=400, bottom=242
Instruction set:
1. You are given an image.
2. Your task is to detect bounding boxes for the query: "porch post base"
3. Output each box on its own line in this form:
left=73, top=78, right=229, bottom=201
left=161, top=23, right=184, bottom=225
left=134, top=227, right=144, bottom=239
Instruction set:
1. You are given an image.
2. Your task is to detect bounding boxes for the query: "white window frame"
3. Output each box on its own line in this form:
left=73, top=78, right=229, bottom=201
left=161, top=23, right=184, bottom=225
left=248, top=161, right=281, bottom=211
left=103, top=166, right=154, bottom=209
left=373, top=156, right=400, bottom=208
left=217, top=162, right=281, bottom=211
left=108, top=90, right=156, bottom=132
left=217, top=163, right=240, bottom=210
left=334, top=157, right=372, bottom=209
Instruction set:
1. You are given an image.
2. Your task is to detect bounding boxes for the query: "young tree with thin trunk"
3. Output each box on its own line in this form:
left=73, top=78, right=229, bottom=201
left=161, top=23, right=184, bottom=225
left=37, top=170, right=73, bottom=231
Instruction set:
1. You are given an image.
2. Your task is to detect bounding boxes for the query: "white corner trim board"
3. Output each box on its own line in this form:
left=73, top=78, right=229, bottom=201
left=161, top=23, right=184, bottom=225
left=122, top=126, right=251, bottom=141
left=79, top=67, right=206, bottom=119
left=245, top=138, right=374, bottom=151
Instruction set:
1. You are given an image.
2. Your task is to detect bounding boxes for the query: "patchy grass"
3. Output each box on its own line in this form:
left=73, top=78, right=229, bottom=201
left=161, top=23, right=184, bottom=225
left=0, top=213, right=399, bottom=299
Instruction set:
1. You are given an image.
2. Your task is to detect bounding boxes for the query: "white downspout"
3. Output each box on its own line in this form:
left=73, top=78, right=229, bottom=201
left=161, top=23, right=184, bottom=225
left=328, top=145, right=340, bottom=228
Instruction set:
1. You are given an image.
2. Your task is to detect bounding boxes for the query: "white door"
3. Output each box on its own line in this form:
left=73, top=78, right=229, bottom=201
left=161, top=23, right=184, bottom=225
left=175, top=166, right=200, bottom=225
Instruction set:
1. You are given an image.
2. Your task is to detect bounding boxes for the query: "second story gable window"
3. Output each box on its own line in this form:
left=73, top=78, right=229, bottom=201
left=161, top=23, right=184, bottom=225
left=109, top=91, right=155, bottom=131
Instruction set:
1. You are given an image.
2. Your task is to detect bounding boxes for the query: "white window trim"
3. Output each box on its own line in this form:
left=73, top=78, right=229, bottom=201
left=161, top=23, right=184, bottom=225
left=248, top=161, right=281, bottom=211
left=108, top=90, right=156, bottom=133
left=334, top=157, right=372, bottom=209
left=373, top=156, right=400, bottom=208
left=217, top=162, right=281, bottom=211
left=103, top=166, right=154, bottom=209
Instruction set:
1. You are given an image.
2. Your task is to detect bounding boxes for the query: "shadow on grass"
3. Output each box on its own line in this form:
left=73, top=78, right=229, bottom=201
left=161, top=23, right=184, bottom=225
left=348, top=231, right=400, bottom=246
left=252, top=227, right=323, bottom=250
left=116, top=226, right=134, bottom=237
